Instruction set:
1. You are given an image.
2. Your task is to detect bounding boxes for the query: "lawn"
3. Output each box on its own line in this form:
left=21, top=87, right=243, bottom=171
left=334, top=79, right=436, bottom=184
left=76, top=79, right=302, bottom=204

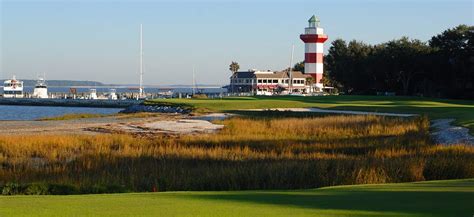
left=149, top=95, right=474, bottom=134
left=1, top=179, right=473, bottom=217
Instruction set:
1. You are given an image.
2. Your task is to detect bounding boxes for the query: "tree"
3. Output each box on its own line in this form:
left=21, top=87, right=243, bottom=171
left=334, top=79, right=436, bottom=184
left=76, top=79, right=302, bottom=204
left=292, top=61, right=304, bottom=72
left=229, top=61, right=240, bottom=74
left=325, top=39, right=373, bottom=94
left=429, top=25, right=474, bottom=98
left=321, top=25, right=473, bottom=99
left=325, top=39, right=349, bottom=92
left=305, top=76, right=314, bottom=93
left=381, top=37, right=432, bottom=95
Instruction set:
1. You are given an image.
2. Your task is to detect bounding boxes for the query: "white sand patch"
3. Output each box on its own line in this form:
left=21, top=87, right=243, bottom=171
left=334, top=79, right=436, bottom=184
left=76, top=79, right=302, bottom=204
left=192, top=113, right=236, bottom=121
left=140, top=119, right=224, bottom=134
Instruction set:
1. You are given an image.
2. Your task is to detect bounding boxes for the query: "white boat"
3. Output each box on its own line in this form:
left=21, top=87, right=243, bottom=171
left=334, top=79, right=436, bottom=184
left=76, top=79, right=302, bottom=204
left=89, top=89, right=98, bottom=99
left=3, top=76, right=24, bottom=98
left=108, top=89, right=118, bottom=100
left=32, top=76, right=48, bottom=98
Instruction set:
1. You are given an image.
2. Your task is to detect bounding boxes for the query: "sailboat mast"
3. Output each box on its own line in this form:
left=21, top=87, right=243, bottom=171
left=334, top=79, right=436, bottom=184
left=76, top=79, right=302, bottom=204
left=139, top=24, right=144, bottom=97
left=192, top=66, right=196, bottom=95
left=288, top=44, right=294, bottom=93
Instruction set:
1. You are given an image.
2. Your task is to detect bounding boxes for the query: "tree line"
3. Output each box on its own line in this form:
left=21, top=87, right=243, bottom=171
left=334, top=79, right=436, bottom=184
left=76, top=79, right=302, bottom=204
left=296, top=25, right=473, bottom=99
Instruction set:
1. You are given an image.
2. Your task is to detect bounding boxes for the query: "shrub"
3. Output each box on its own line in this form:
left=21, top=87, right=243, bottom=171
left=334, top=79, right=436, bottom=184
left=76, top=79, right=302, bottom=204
left=2, top=182, right=23, bottom=195
left=49, top=184, right=78, bottom=195
left=192, top=94, right=208, bottom=99
left=25, top=183, right=50, bottom=195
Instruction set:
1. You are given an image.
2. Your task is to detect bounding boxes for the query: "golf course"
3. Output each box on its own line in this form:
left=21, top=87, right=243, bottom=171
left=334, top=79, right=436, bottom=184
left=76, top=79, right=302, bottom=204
left=1, top=95, right=473, bottom=217
left=1, top=179, right=473, bottom=217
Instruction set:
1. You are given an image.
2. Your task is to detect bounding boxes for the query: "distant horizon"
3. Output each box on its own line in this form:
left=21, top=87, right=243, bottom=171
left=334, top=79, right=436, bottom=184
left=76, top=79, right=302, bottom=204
left=1, top=0, right=472, bottom=85
left=0, top=77, right=224, bottom=87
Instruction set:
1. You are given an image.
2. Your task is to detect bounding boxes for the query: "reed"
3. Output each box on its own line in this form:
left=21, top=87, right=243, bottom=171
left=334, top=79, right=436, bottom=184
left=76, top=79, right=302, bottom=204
left=1, top=115, right=472, bottom=194
left=36, top=113, right=108, bottom=121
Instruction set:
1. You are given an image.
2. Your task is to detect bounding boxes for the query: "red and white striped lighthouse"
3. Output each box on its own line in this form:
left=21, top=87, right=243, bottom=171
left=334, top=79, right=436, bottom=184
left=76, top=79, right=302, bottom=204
left=300, top=15, right=328, bottom=90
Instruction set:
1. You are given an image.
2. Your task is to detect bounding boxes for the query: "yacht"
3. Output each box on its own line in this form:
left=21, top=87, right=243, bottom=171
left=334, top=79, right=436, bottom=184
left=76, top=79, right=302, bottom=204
left=32, top=76, right=48, bottom=98
left=89, top=89, right=98, bottom=99
left=3, top=76, right=24, bottom=98
left=108, top=89, right=118, bottom=100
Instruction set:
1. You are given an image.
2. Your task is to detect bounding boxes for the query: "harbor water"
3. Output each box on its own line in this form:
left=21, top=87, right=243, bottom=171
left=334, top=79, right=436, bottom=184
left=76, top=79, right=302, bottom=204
left=0, top=105, right=122, bottom=121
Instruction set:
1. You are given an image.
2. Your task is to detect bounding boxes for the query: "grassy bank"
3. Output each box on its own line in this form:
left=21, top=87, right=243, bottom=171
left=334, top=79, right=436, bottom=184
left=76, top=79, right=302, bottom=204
left=36, top=113, right=108, bottom=121
left=148, top=95, right=474, bottom=133
left=1, top=115, right=473, bottom=193
left=1, top=179, right=473, bottom=217
left=36, top=112, right=164, bottom=121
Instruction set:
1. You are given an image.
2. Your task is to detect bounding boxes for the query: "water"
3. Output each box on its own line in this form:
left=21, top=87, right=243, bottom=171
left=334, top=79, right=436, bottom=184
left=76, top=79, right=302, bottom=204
left=0, top=105, right=122, bottom=121
left=21, top=87, right=227, bottom=94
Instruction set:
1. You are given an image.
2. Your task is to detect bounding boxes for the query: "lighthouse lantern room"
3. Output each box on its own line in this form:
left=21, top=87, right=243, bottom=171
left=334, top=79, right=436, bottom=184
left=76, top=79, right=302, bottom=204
left=300, top=15, right=328, bottom=91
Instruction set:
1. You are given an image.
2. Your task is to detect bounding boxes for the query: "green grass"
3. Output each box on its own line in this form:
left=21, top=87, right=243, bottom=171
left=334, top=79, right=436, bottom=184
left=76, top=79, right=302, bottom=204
left=149, top=95, right=474, bottom=134
left=1, top=179, right=473, bottom=217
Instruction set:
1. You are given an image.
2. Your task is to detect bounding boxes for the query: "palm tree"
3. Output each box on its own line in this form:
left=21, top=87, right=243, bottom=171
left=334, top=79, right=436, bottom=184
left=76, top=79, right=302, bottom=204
left=229, top=62, right=240, bottom=94
left=306, top=76, right=314, bottom=93
left=229, top=61, right=240, bottom=74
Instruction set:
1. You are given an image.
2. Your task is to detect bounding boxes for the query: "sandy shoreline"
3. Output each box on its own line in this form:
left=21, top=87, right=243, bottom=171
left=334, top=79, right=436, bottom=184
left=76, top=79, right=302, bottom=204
left=0, top=113, right=226, bottom=135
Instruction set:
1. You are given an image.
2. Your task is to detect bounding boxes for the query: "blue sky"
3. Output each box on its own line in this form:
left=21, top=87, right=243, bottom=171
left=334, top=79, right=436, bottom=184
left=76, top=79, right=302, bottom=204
left=1, top=0, right=472, bottom=85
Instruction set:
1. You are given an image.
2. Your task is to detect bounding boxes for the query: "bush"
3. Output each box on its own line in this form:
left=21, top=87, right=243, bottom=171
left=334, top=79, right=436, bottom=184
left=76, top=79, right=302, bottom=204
left=192, top=94, right=208, bottom=99
left=25, top=183, right=50, bottom=195
left=2, top=182, right=23, bottom=195
left=49, top=184, right=78, bottom=195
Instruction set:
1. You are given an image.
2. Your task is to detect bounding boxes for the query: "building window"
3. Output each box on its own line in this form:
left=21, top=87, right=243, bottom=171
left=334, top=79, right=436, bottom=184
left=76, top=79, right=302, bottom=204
left=273, top=79, right=278, bottom=84
left=258, top=79, right=262, bottom=83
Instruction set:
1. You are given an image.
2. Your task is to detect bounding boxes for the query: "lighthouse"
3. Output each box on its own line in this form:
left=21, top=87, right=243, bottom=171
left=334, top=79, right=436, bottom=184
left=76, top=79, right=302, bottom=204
left=300, top=15, right=328, bottom=91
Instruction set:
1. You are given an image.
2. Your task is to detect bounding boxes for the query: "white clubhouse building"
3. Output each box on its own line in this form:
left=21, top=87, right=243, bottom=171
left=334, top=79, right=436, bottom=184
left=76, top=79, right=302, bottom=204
left=229, top=69, right=316, bottom=95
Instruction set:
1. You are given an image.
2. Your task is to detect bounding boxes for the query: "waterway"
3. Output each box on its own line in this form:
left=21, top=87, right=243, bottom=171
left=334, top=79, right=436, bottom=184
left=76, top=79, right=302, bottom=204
left=0, top=105, right=122, bottom=121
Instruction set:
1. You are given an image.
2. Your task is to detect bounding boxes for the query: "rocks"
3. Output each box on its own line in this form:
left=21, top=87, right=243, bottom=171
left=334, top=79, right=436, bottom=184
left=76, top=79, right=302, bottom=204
left=120, top=104, right=191, bottom=114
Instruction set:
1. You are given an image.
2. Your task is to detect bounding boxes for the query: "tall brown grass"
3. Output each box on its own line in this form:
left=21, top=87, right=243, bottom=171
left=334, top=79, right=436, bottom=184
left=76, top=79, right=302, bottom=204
left=1, top=115, right=473, bottom=193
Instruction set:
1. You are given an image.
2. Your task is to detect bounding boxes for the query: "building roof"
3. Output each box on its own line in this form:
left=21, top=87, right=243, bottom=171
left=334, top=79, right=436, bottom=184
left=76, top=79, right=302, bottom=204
left=232, top=70, right=310, bottom=79
left=232, top=71, right=255, bottom=79
left=256, top=71, right=309, bottom=79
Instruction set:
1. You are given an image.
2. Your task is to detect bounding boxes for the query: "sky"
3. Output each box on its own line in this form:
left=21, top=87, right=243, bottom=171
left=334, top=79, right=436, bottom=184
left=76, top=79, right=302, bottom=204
left=1, top=0, right=473, bottom=86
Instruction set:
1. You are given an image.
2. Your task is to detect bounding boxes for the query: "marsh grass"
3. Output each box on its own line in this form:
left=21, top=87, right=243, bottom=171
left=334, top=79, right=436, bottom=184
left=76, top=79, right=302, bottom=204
left=36, top=112, right=165, bottom=121
left=1, top=115, right=473, bottom=193
left=36, top=113, right=109, bottom=121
